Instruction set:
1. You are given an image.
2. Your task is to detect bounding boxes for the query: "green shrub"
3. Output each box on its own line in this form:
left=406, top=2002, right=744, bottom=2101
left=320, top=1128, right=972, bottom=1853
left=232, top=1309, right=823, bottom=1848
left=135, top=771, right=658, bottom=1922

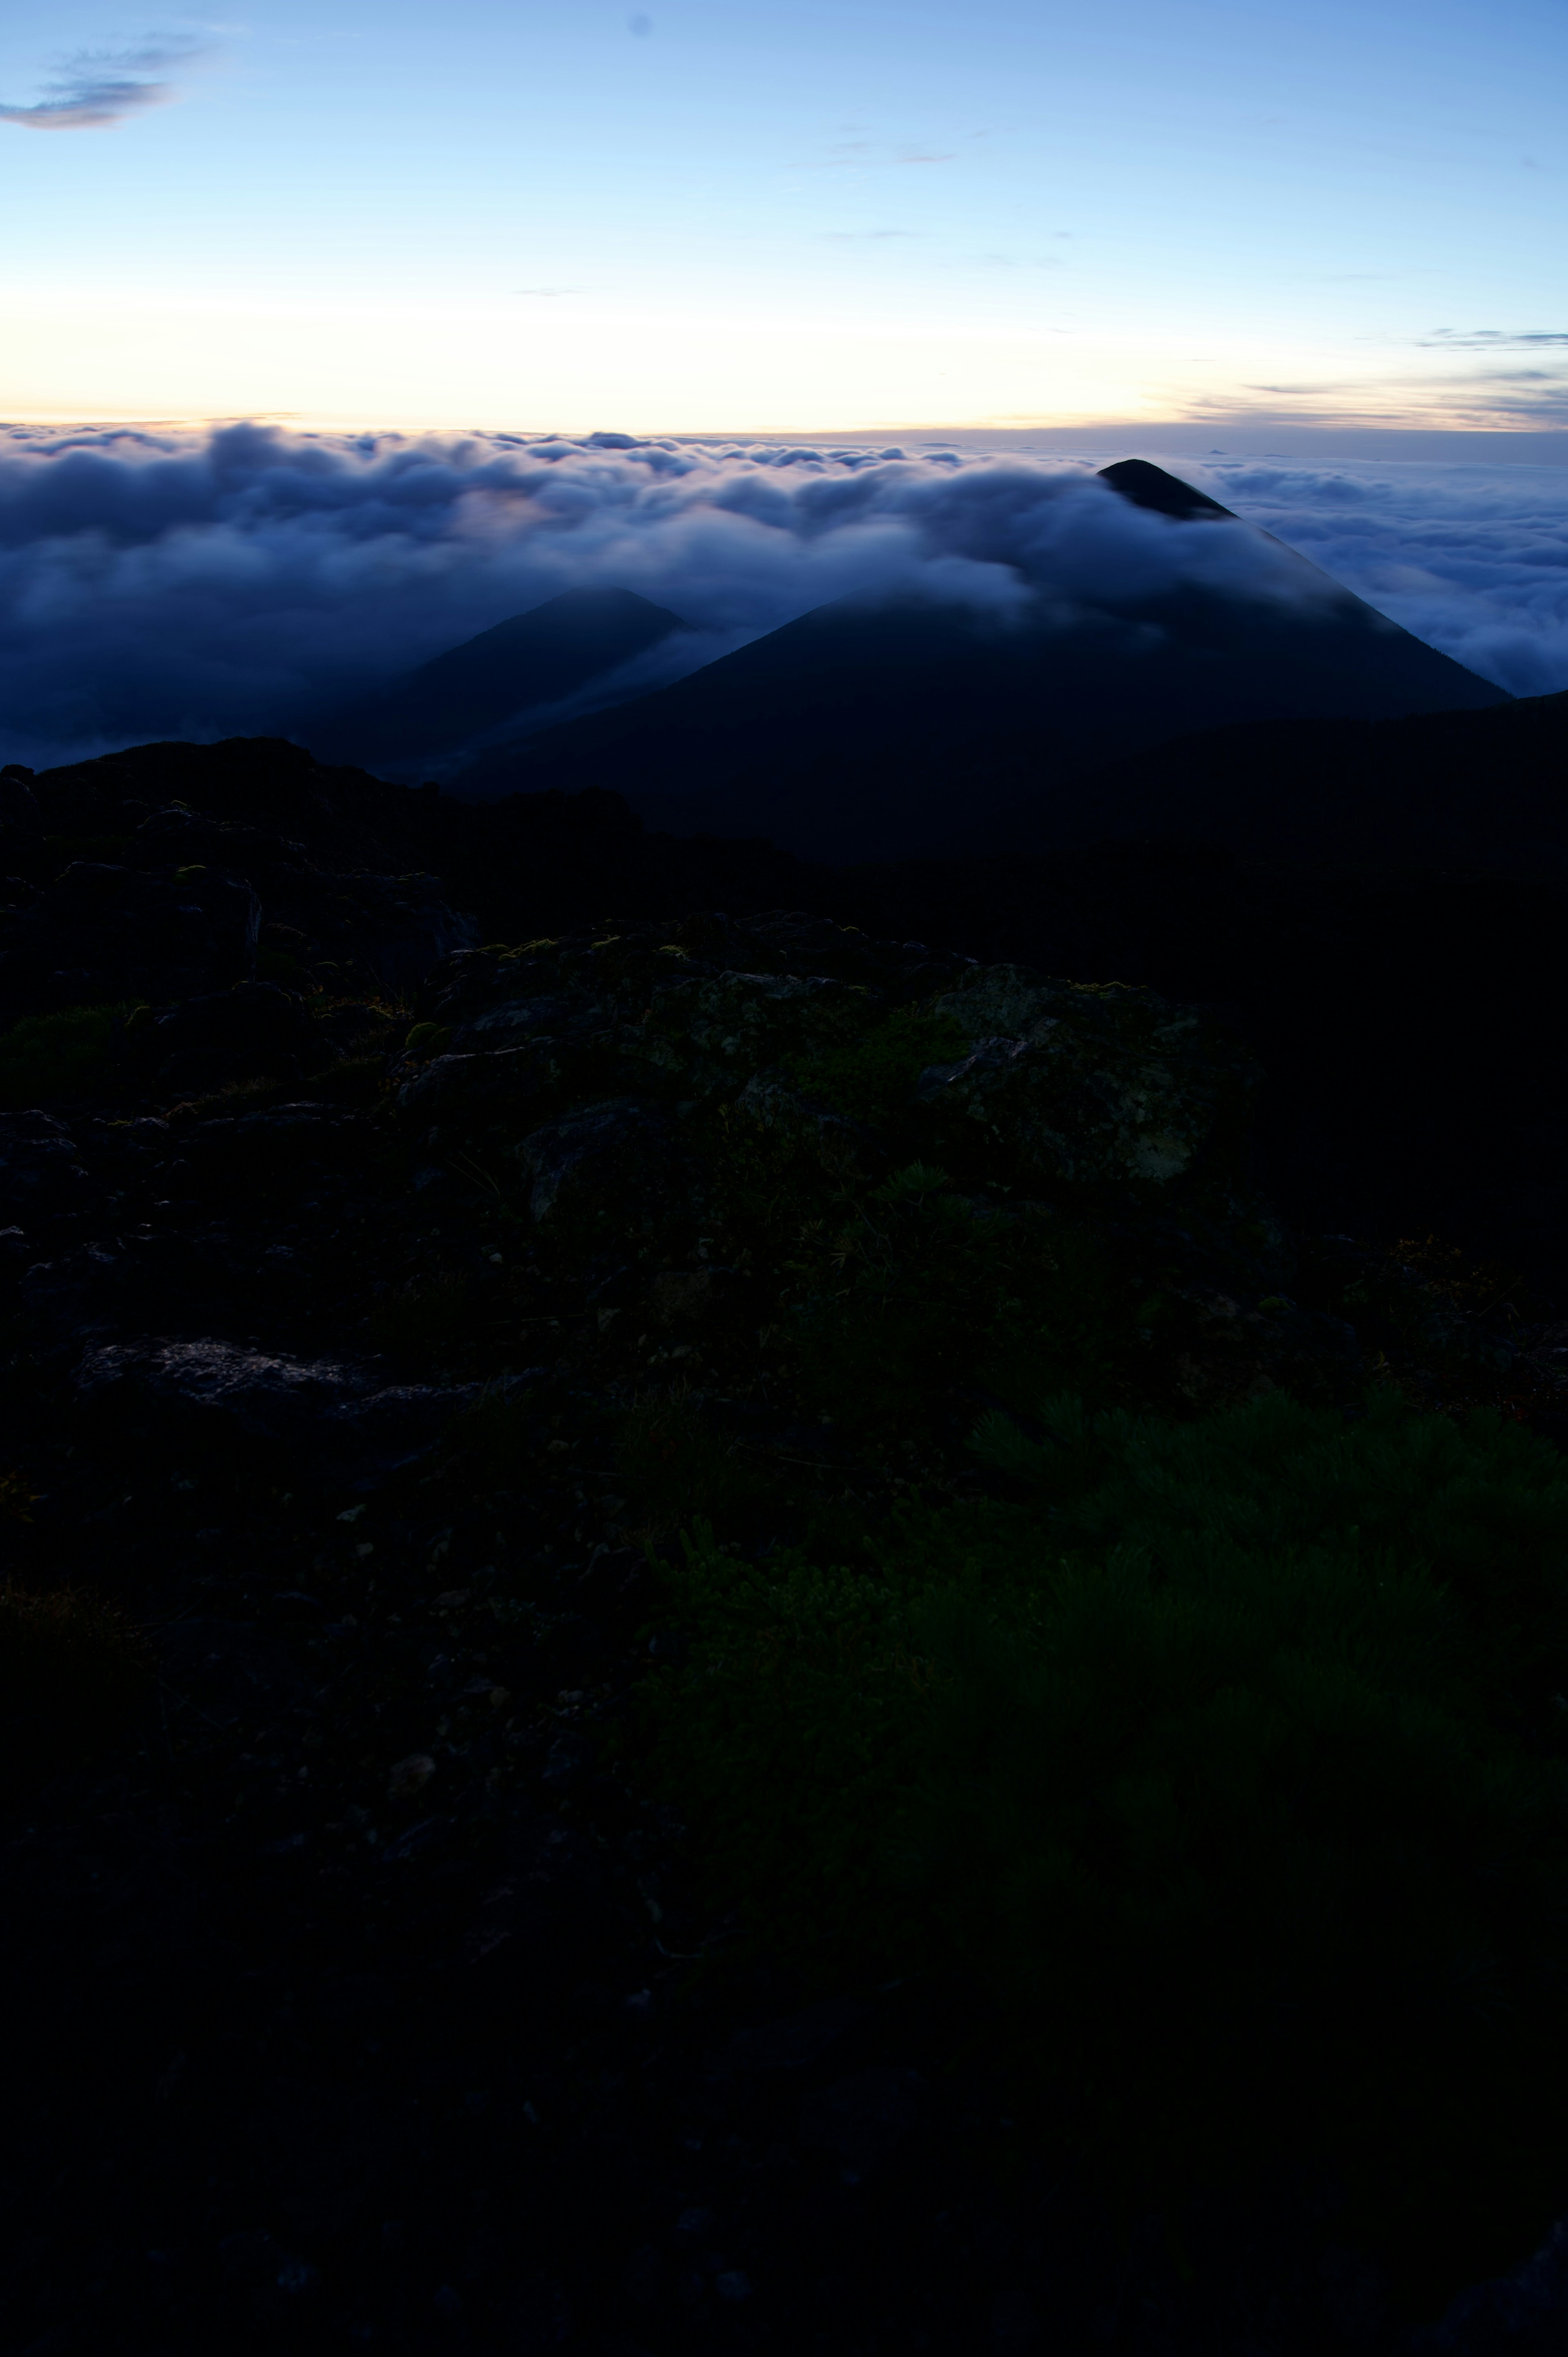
left=784, top=1164, right=1138, bottom=1433
left=0, top=1002, right=146, bottom=1108
left=616, top=1396, right=771, bottom=1541
left=646, top=1389, right=1568, bottom=2296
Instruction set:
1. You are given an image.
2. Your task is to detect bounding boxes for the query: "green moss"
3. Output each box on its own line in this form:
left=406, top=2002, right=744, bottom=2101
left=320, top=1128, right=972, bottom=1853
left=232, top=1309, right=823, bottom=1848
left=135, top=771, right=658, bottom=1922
left=786, top=1002, right=968, bottom=1126
left=0, top=1002, right=146, bottom=1108
left=403, top=1021, right=452, bottom=1059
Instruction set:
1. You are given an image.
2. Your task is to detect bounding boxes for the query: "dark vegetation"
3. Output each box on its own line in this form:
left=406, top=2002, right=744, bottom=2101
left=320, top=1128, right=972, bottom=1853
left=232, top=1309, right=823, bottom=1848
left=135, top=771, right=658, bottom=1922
left=5, top=727, right=1568, bottom=2353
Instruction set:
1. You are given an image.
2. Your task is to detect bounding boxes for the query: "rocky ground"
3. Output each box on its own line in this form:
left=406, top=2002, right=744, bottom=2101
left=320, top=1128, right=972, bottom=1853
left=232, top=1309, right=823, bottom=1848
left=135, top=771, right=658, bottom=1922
left=4, top=744, right=1568, bottom=2354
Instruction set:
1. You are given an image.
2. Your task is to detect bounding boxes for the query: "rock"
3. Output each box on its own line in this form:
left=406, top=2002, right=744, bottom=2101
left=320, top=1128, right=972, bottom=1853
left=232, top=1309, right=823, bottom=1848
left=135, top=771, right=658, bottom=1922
left=74, top=1337, right=474, bottom=1476
left=0, top=767, right=42, bottom=838
left=155, top=1619, right=311, bottom=1725
left=721, top=1996, right=869, bottom=2074
left=396, top=1043, right=553, bottom=1119
left=919, top=964, right=1256, bottom=1196
left=387, top=1753, right=437, bottom=1800
left=180, top=1104, right=359, bottom=1184
left=1408, top=2214, right=1568, bottom=2352
left=517, top=1099, right=671, bottom=1224
left=0, top=862, right=259, bottom=1011
left=797, top=2065, right=925, bottom=2172
left=154, top=981, right=313, bottom=1091
left=733, top=1069, right=871, bottom=1165
left=646, top=1269, right=721, bottom=1326
left=646, top=969, right=870, bottom=1096
left=0, top=1111, right=85, bottom=1219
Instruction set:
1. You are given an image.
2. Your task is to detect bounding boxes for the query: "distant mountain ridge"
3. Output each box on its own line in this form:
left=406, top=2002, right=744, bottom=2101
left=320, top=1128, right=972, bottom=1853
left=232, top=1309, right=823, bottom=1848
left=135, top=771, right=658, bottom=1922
left=308, top=585, right=688, bottom=769
left=442, top=462, right=1507, bottom=861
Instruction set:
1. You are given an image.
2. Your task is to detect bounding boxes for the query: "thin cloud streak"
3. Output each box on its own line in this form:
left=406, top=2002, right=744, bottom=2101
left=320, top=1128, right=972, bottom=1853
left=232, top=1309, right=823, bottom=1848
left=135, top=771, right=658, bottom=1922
left=0, top=36, right=207, bottom=132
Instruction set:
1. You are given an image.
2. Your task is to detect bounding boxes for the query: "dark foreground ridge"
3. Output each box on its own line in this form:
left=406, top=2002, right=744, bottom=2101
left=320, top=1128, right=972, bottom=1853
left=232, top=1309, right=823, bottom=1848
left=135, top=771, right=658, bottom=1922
left=5, top=740, right=1568, bottom=2353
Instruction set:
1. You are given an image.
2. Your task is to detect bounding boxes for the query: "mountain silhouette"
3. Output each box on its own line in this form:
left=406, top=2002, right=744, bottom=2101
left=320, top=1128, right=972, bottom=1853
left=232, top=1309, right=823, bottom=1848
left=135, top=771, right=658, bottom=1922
left=446, top=463, right=1507, bottom=861
left=309, top=585, right=688, bottom=767
left=1051, top=685, right=1568, bottom=872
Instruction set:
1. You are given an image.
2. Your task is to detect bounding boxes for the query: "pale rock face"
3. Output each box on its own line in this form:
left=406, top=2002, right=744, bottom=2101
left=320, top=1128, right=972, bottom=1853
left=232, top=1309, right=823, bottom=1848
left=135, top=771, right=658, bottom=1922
left=924, top=964, right=1255, bottom=1195
left=402, top=920, right=1258, bottom=1221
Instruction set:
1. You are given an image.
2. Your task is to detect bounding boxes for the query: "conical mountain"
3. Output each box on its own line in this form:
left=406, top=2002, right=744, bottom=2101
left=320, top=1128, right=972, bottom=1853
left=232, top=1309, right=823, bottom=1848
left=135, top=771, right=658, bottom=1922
left=448, top=464, right=1507, bottom=862
left=310, top=585, right=688, bottom=767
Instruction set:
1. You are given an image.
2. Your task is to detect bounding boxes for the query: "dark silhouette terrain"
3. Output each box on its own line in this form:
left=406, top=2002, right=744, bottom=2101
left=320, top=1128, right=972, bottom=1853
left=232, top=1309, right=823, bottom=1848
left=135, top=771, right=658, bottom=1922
left=1031, top=684, right=1568, bottom=869
left=4, top=580, right=1568, bottom=2354
left=307, top=585, right=689, bottom=768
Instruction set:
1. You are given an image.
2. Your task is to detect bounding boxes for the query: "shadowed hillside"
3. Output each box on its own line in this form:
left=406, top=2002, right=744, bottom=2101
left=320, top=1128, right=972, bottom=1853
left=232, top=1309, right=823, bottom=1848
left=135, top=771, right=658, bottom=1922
left=307, top=585, right=690, bottom=768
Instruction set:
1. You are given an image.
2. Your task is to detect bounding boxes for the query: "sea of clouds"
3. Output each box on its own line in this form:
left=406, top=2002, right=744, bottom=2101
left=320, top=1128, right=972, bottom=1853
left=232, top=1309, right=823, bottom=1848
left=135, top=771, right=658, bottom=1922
left=0, top=422, right=1564, bottom=774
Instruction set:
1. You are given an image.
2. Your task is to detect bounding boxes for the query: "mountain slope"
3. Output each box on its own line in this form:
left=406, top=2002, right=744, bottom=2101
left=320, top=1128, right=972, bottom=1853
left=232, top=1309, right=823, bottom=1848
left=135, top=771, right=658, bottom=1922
left=309, top=585, right=688, bottom=767
left=1050, top=686, right=1568, bottom=870
left=447, top=462, right=1507, bottom=861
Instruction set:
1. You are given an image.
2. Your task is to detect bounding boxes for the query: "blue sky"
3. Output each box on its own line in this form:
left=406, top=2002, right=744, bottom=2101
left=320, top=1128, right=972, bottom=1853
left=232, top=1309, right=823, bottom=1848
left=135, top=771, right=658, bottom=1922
left=0, top=1, right=1565, bottom=429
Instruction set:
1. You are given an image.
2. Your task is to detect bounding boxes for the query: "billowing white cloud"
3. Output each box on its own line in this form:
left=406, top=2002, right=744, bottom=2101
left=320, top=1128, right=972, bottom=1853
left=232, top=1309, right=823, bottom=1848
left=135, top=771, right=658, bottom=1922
left=1202, top=457, right=1568, bottom=699
left=0, top=36, right=205, bottom=132
left=0, top=422, right=1563, bottom=773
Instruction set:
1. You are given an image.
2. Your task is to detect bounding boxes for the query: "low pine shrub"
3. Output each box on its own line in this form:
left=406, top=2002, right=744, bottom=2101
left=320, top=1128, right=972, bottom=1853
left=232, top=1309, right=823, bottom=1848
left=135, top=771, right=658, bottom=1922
left=616, top=1397, right=771, bottom=1541
left=646, top=1389, right=1568, bottom=2296
left=785, top=1164, right=1138, bottom=1433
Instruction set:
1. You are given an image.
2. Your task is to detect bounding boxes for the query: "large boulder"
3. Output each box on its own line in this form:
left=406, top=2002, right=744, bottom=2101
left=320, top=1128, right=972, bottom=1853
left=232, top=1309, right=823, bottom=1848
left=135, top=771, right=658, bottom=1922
left=0, top=1110, right=87, bottom=1223
left=640, top=970, right=871, bottom=1098
left=154, top=981, right=315, bottom=1093
left=0, top=861, right=260, bottom=1013
left=396, top=1044, right=555, bottom=1122
left=516, top=1099, right=673, bottom=1224
left=918, top=965, right=1256, bottom=1197
left=74, top=1337, right=473, bottom=1477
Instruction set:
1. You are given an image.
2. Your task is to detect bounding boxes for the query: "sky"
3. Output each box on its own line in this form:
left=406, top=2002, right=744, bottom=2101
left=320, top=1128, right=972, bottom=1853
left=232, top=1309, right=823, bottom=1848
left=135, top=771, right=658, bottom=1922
left=0, top=1, right=1565, bottom=434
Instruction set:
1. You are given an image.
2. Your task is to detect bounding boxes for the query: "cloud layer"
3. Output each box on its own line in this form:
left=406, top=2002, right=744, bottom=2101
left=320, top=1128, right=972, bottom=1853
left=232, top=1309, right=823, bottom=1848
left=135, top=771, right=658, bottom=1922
left=0, top=423, right=1564, bottom=775
left=1202, top=456, right=1568, bottom=701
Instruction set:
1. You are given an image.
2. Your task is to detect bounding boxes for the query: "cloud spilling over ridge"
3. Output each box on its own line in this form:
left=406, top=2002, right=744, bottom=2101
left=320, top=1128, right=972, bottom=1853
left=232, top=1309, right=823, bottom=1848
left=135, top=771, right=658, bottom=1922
left=0, top=423, right=1562, bottom=773
left=1203, top=457, right=1568, bottom=702
left=0, top=38, right=206, bottom=132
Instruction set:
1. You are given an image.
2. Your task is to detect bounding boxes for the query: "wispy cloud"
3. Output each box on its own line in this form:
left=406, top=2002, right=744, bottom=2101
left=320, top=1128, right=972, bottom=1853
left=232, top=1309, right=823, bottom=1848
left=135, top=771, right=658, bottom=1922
left=1419, top=329, right=1568, bottom=349
left=0, top=35, right=207, bottom=132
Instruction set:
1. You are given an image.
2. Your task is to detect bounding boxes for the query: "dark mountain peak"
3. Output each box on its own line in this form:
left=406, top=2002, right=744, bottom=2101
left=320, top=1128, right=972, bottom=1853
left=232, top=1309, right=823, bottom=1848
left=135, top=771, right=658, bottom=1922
left=1098, top=459, right=1236, bottom=522
left=310, top=585, right=689, bottom=767
left=458, top=584, right=683, bottom=646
